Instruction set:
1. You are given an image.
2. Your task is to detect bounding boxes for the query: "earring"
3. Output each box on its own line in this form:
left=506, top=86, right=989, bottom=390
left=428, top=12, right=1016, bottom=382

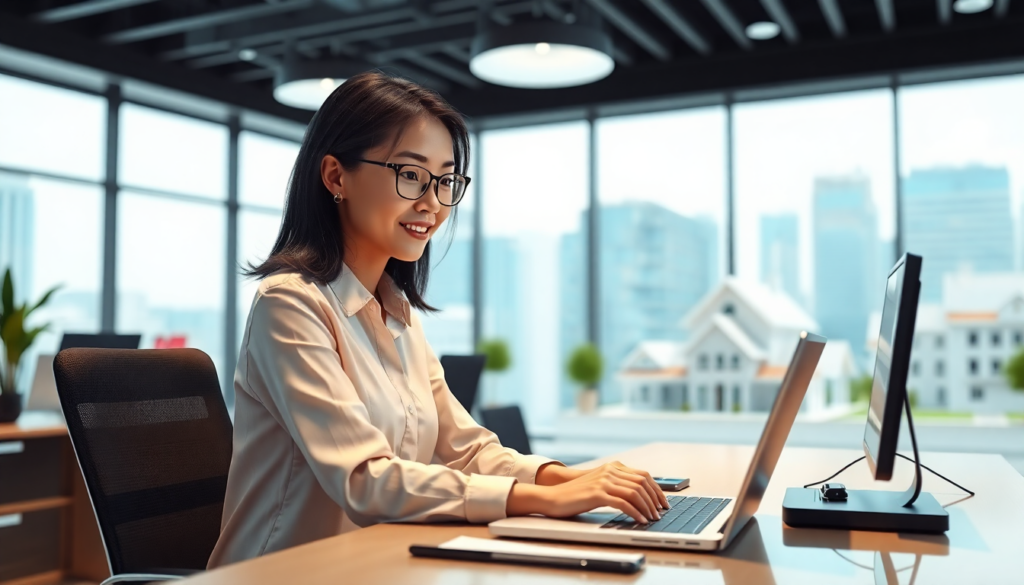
left=334, top=192, right=342, bottom=203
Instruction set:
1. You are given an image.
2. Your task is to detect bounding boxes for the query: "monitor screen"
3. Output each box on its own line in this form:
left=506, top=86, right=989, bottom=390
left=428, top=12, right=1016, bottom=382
left=863, top=253, right=921, bottom=481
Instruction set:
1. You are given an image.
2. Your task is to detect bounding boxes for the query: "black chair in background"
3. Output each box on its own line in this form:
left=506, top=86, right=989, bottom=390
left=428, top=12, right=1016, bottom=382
left=440, top=354, right=486, bottom=414
left=53, top=348, right=233, bottom=584
left=480, top=405, right=594, bottom=466
left=479, top=405, right=533, bottom=455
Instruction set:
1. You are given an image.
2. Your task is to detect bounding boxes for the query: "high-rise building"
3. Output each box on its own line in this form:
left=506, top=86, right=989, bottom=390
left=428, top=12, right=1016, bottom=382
left=0, top=175, right=35, bottom=295
left=759, top=214, right=800, bottom=304
left=903, top=165, right=1014, bottom=302
left=813, top=175, right=880, bottom=363
left=562, top=201, right=719, bottom=406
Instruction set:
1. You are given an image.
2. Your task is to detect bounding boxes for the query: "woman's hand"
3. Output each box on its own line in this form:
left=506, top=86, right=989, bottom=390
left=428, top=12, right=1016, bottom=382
left=509, top=461, right=670, bottom=525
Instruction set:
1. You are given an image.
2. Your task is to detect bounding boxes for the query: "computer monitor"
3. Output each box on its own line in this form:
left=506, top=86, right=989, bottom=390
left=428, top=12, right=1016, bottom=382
left=59, top=333, right=141, bottom=351
left=782, top=253, right=949, bottom=533
left=863, top=252, right=922, bottom=481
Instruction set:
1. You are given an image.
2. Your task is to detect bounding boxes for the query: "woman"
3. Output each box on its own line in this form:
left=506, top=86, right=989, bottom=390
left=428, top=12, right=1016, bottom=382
left=208, top=71, right=668, bottom=568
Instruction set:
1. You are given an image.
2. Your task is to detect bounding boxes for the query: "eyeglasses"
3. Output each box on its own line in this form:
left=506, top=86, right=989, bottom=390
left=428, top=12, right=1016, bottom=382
left=358, top=159, right=470, bottom=206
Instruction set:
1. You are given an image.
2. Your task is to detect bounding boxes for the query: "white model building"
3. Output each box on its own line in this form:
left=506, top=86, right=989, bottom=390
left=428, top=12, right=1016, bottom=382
left=900, top=272, right=1024, bottom=413
left=618, top=278, right=857, bottom=416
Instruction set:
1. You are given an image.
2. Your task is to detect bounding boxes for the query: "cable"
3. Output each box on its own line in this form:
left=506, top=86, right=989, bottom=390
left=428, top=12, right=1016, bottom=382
left=803, top=453, right=974, bottom=497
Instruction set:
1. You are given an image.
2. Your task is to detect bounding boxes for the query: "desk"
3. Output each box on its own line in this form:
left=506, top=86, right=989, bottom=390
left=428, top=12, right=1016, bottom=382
left=0, top=412, right=109, bottom=585
left=182, top=443, right=1024, bottom=584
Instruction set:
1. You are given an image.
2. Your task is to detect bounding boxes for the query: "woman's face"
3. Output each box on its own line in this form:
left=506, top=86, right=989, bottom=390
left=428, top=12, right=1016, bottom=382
left=333, top=116, right=455, bottom=264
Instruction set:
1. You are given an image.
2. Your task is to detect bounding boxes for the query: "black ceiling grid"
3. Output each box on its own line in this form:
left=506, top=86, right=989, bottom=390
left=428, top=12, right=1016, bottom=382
left=1, top=0, right=1022, bottom=124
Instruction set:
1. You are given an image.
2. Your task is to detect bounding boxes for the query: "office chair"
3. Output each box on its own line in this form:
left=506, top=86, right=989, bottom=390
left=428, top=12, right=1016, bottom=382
left=439, top=354, right=486, bottom=413
left=53, top=348, right=233, bottom=585
left=479, top=405, right=533, bottom=455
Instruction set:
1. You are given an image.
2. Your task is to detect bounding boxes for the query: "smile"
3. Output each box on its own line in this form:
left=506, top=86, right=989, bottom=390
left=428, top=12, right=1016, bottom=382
left=401, top=223, right=428, bottom=233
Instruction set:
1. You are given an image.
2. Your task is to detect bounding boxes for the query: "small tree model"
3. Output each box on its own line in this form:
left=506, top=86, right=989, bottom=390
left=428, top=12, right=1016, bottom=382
left=1006, top=347, right=1024, bottom=394
left=567, top=343, right=603, bottom=414
left=476, top=339, right=511, bottom=406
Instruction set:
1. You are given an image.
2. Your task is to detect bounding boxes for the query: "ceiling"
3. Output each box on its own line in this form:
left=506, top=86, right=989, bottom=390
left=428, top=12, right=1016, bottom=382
left=1, top=0, right=1023, bottom=125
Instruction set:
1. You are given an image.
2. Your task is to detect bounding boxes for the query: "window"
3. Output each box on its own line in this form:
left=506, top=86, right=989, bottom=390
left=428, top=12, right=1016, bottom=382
left=936, top=335, right=944, bottom=349
left=992, top=331, right=1002, bottom=347
left=735, top=91, right=894, bottom=368
left=899, top=76, right=1024, bottom=304
left=911, top=361, right=920, bottom=376
left=1016, top=331, right=1023, bottom=346
left=698, top=386, right=708, bottom=410
left=723, top=303, right=735, bottom=315
left=0, top=74, right=106, bottom=181
left=993, top=359, right=1002, bottom=375
left=936, top=360, right=945, bottom=377
left=731, top=354, right=740, bottom=370
left=968, top=331, right=978, bottom=347
left=971, top=386, right=984, bottom=401
left=681, top=384, right=689, bottom=408
left=715, top=354, right=724, bottom=370
left=481, top=122, right=587, bottom=427
left=937, top=386, right=946, bottom=407
left=698, top=354, right=709, bottom=370
left=732, top=385, right=741, bottom=411
left=117, top=192, right=226, bottom=378
left=120, top=103, right=228, bottom=199
left=640, top=385, right=649, bottom=402
left=237, top=131, right=298, bottom=345
left=596, top=108, right=725, bottom=412
left=969, top=359, right=979, bottom=375
left=0, top=174, right=103, bottom=386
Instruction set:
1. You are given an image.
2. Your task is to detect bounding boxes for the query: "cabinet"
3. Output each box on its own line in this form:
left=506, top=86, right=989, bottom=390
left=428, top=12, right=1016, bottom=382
left=0, top=412, right=109, bottom=585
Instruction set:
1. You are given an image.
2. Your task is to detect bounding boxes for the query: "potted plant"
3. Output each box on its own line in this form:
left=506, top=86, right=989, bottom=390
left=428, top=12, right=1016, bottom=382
left=476, top=338, right=511, bottom=406
left=0, top=268, right=60, bottom=423
left=567, top=343, right=603, bottom=414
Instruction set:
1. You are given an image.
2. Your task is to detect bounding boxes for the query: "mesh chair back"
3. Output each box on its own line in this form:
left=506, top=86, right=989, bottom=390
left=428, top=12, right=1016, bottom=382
left=53, top=348, right=232, bottom=575
left=439, top=354, right=486, bottom=413
left=479, top=405, right=532, bottom=455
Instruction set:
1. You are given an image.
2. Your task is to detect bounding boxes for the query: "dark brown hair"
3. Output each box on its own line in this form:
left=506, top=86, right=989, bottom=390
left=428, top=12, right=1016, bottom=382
left=245, top=70, right=470, bottom=311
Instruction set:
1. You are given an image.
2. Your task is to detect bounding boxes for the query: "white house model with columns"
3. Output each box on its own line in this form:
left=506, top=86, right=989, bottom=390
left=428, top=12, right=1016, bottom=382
left=618, top=278, right=857, bottom=416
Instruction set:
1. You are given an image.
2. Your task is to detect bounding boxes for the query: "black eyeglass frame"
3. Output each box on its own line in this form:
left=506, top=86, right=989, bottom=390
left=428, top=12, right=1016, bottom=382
left=358, top=158, right=471, bottom=206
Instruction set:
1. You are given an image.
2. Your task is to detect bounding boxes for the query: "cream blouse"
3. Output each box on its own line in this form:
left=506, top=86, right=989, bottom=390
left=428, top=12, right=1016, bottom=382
left=208, top=264, right=555, bottom=568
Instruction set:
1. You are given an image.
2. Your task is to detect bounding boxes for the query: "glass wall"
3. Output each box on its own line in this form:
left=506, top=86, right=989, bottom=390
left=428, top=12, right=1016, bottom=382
left=898, top=76, right=1024, bottom=415
left=0, top=73, right=105, bottom=391
left=595, top=108, right=727, bottom=409
left=4, top=62, right=1024, bottom=430
left=480, top=122, right=589, bottom=429
left=236, top=131, right=296, bottom=342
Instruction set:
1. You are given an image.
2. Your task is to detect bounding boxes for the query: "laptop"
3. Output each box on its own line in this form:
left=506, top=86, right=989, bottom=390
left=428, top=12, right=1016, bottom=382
left=489, top=331, right=826, bottom=552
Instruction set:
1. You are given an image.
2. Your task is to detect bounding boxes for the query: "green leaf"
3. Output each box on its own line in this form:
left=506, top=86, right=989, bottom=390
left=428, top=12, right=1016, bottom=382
left=1, top=307, right=25, bottom=367
left=0, top=268, right=13, bottom=331
left=25, top=284, right=61, bottom=319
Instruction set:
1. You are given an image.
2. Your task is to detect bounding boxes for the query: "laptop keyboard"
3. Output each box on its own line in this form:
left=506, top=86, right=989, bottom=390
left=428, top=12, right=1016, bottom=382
left=600, top=495, right=732, bottom=535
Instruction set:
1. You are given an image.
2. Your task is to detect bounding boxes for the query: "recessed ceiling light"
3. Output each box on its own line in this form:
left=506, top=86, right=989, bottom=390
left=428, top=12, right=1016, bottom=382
left=745, top=21, right=781, bottom=40
left=238, top=48, right=258, bottom=61
left=470, top=21, right=615, bottom=89
left=952, top=0, right=993, bottom=13
left=273, top=59, right=368, bottom=110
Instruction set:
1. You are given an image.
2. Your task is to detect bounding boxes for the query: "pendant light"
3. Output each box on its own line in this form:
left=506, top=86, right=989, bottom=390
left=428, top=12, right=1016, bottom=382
left=273, top=51, right=369, bottom=110
left=470, top=19, right=615, bottom=89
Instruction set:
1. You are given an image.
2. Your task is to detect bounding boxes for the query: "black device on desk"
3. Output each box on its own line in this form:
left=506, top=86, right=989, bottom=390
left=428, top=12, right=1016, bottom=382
left=782, top=253, right=949, bottom=533
left=59, top=332, right=141, bottom=351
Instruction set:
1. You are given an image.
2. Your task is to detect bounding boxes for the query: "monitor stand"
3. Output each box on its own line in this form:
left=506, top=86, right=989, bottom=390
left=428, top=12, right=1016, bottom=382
left=781, top=395, right=949, bottom=533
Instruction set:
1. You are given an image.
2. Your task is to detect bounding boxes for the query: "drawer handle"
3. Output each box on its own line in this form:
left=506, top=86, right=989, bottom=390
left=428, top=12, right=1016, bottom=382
left=0, top=441, right=25, bottom=455
left=0, top=513, right=23, bottom=528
